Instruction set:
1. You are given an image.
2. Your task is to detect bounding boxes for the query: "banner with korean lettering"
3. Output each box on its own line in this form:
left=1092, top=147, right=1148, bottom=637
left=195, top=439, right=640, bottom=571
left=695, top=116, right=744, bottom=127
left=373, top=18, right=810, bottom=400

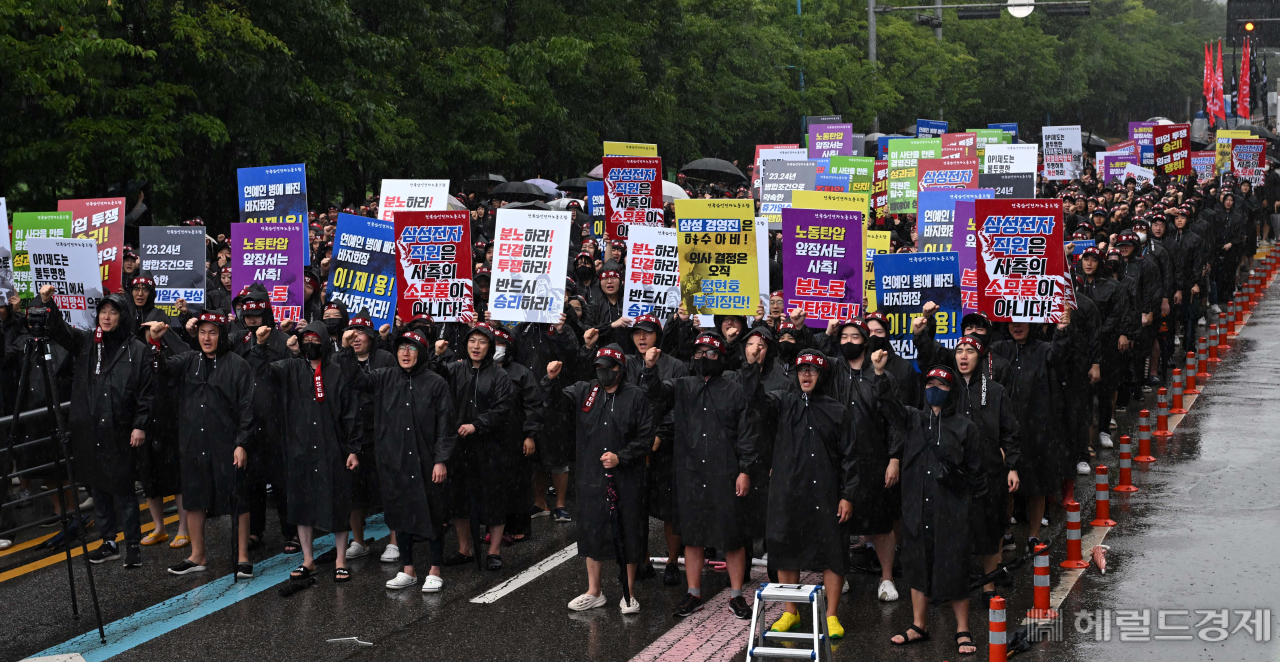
left=982, top=144, right=1037, bottom=174
left=1095, top=151, right=1138, bottom=185
left=988, top=122, right=1019, bottom=142
left=1231, top=138, right=1267, bottom=185
left=752, top=144, right=800, bottom=195
left=976, top=198, right=1064, bottom=323
left=1216, top=130, right=1252, bottom=175
left=491, top=209, right=571, bottom=324
left=830, top=156, right=875, bottom=195
left=231, top=222, right=305, bottom=323
left=378, top=179, right=448, bottom=222
left=918, top=189, right=995, bottom=253
left=760, top=159, right=818, bottom=224
left=603, top=156, right=663, bottom=240
left=327, top=213, right=396, bottom=328
left=139, top=226, right=207, bottom=317
left=603, top=142, right=658, bottom=157
left=1128, top=122, right=1156, bottom=165
left=1152, top=123, right=1192, bottom=176
left=863, top=230, right=891, bottom=313
left=872, top=160, right=889, bottom=217
left=395, top=210, right=473, bottom=323
left=675, top=199, right=757, bottom=316
left=941, top=133, right=977, bottom=159
left=13, top=212, right=73, bottom=298
left=917, top=158, right=979, bottom=191
left=586, top=180, right=607, bottom=253
left=27, top=237, right=103, bottom=330
left=978, top=173, right=1035, bottom=198
left=1041, top=126, right=1082, bottom=180
left=781, top=208, right=862, bottom=328
left=916, top=119, right=949, bottom=138
left=0, top=198, right=12, bottom=299
left=887, top=139, right=941, bottom=214
left=808, top=123, right=856, bottom=158
left=59, top=197, right=125, bottom=293
left=954, top=200, right=979, bottom=316
left=873, top=252, right=960, bottom=360
left=1122, top=163, right=1155, bottom=186
left=238, top=164, right=307, bottom=224
left=1190, top=151, right=1217, bottom=184
left=1109, top=140, right=1138, bottom=156
left=623, top=225, right=680, bottom=322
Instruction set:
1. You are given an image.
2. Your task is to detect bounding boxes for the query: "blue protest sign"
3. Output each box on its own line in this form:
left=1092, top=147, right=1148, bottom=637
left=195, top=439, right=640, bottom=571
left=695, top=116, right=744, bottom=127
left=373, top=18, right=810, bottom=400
left=917, top=189, right=995, bottom=253
left=988, top=123, right=1019, bottom=142
left=916, top=119, right=949, bottom=138
left=237, top=163, right=310, bottom=265
left=873, top=252, right=961, bottom=361
left=327, top=212, right=397, bottom=328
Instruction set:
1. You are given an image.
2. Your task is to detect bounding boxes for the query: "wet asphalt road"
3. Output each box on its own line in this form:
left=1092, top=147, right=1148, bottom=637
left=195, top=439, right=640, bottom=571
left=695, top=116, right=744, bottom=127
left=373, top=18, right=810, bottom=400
left=7, top=270, right=1278, bottom=662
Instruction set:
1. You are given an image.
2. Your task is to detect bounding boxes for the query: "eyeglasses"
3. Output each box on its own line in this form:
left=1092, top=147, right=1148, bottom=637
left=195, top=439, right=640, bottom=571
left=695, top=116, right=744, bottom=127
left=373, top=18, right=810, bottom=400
left=692, top=348, right=720, bottom=360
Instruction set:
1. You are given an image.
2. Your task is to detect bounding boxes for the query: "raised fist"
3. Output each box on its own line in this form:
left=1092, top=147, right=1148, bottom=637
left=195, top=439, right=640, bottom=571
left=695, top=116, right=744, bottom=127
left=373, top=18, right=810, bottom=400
left=545, top=361, right=563, bottom=380
left=644, top=346, right=661, bottom=369
left=256, top=325, right=271, bottom=344
left=435, top=339, right=449, bottom=356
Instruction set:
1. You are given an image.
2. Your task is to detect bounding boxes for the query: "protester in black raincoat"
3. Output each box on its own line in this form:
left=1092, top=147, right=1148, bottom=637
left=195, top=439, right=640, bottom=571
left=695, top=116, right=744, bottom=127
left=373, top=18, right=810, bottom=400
left=1062, top=289, right=1100, bottom=472
left=513, top=313, right=578, bottom=521
left=432, top=323, right=514, bottom=571
left=205, top=266, right=234, bottom=314
left=1164, top=210, right=1206, bottom=351
left=490, top=326, right=542, bottom=542
left=255, top=321, right=362, bottom=583
left=586, top=267, right=631, bottom=350
left=1114, top=231, right=1160, bottom=404
left=889, top=363, right=983, bottom=656
left=914, top=308, right=1012, bottom=387
left=1076, top=247, right=1131, bottom=449
left=319, top=300, right=349, bottom=354
left=544, top=344, right=653, bottom=614
left=303, top=271, right=325, bottom=324
left=744, top=349, right=856, bottom=638
left=145, top=311, right=255, bottom=578
left=641, top=331, right=758, bottom=620
left=42, top=286, right=155, bottom=567
left=732, top=324, right=790, bottom=554
left=349, top=330, right=456, bottom=593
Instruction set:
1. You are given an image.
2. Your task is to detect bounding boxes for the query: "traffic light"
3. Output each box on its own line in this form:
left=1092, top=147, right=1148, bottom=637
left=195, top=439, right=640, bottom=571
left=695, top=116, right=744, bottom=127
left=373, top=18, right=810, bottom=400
left=1245, top=21, right=1256, bottom=31
left=1046, top=4, right=1091, bottom=15
left=915, top=12, right=942, bottom=28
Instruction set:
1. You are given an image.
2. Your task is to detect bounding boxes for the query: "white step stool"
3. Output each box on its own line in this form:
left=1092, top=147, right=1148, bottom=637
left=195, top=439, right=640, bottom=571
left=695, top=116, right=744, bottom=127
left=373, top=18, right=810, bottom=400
left=745, top=583, right=834, bottom=661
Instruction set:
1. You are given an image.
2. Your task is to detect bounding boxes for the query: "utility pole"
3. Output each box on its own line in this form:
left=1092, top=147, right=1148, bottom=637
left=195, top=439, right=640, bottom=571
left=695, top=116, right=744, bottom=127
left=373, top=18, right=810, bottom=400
left=869, top=0, right=879, bottom=133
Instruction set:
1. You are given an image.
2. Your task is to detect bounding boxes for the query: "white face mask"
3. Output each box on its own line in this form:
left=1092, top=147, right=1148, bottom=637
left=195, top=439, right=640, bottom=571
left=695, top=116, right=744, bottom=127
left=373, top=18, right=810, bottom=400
left=493, top=345, right=507, bottom=362
left=1135, top=231, right=1148, bottom=243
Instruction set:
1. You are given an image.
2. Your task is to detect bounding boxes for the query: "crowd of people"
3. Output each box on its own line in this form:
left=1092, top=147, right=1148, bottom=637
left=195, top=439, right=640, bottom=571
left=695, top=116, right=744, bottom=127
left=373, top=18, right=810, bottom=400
left=0, top=150, right=1270, bottom=657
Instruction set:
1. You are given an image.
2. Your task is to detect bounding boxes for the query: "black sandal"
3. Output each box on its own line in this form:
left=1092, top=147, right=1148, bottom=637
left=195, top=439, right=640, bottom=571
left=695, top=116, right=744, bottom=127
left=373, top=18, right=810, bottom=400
left=283, top=539, right=301, bottom=554
left=890, top=624, right=930, bottom=646
left=334, top=567, right=351, bottom=583
left=290, top=565, right=313, bottom=580
left=980, top=591, right=998, bottom=609
left=955, top=631, right=977, bottom=656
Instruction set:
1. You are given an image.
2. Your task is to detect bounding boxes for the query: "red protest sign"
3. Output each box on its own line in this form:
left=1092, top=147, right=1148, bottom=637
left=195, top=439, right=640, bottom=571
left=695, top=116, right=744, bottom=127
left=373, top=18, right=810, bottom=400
left=394, top=210, right=474, bottom=324
left=1152, top=123, right=1191, bottom=176
left=975, top=198, right=1065, bottom=323
left=58, top=197, right=126, bottom=293
left=941, top=133, right=977, bottom=159
left=872, top=160, right=889, bottom=217
left=918, top=158, right=979, bottom=190
left=603, top=156, right=663, bottom=240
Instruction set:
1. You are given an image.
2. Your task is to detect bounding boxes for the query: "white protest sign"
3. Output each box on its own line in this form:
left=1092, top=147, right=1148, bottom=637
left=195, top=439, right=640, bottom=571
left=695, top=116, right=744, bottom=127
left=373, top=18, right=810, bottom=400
left=1122, top=163, right=1156, bottom=186
left=27, top=237, right=102, bottom=330
left=623, top=225, right=680, bottom=323
left=490, top=209, right=571, bottom=324
left=378, top=179, right=449, bottom=222
left=983, top=144, right=1038, bottom=174
left=1041, top=125, right=1082, bottom=180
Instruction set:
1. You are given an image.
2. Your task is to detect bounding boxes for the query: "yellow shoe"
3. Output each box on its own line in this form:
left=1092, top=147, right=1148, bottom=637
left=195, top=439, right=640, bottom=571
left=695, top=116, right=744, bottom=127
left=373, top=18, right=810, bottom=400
left=826, top=615, right=845, bottom=639
left=141, top=532, right=169, bottom=546
left=771, top=611, right=801, bottom=633
left=169, top=535, right=190, bottom=549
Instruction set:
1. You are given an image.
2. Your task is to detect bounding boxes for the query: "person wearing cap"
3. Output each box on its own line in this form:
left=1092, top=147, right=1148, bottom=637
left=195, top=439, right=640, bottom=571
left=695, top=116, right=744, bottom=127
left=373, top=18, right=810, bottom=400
left=122, top=248, right=140, bottom=287
left=1077, top=245, right=1131, bottom=450
left=1086, top=209, right=1110, bottom=251
left=819, top=317, right=905, bottom=602
left=320, top=300, right=349, bottom=353
left=346, top=330, right=456, bottom=593
left=544, top=345, right=654, bottom=614
left=887, top=362, right=983, bottom=656
left=914, top=305, right=1011, bottom=386
left=641, top=331, right=758, bottom=619
left=1060, top=274, right=1101, bottom=477
left=1114, top=231, right=1161, bottom=403
left=1211, top=191, right=1249, bottom=311
left=206, top=266, right=234, bottom=314
left=489, top=325, right=543, bottom=544
left=432, top=323, right=515, bottom=570
left=39, top=285, right=156, bottom=569
left=743, top=348, right=857, bottom=639
left=145, top=311, right=256, bottom=577
left=303, top=271, right=325, bottom=324
left=609, top=240, right=626, bottom=266
left=586, top=266, right=631, bottom=349
left=573, top=252, right=598, bottom=296
left=1164, top=210, right=1205, bottom=353
left=1131, top=218, right=1173, bottom=388
left=255, top=320, right=362, bottom=584
left=337, top=309, right=397, bottom=561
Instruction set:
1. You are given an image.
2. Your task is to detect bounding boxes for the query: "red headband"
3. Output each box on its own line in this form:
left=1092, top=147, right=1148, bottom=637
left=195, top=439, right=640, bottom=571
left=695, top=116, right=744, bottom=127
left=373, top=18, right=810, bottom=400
left=770, top=291, right=784, bottom=299
left=492, top=327, right=513, bottom=343
left=131, top=276, right=155, bottom=288
left=956, top=335, right=985, bottom=354
left=197, top=312, right=226, bottom=325
left=409, top=313, right=434, bottom=325
left=633, top=314, right=660, bottom=327
left=926, top=367, right=954, bottom=385
left=778, top=320, right=797, bottom=332
left=595, top=346, right=625, bottom=364
left=348, top=316, right=373, bottom=330
left=242, top=300, right=268, bottom=312
left=400, top=331, right=428, bottom=347
left=694, top=335, right=725, bottom=353
left=863, top=311, right=886, bottom=325
left=795, top=353, right=827, bottom=369
left=599, top=270, right=620, bottom=280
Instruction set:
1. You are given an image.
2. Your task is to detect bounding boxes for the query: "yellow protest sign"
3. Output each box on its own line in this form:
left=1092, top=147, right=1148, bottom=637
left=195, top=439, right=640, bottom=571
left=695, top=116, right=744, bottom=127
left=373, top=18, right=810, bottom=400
left=675, top=199, right=757, bottom=315
left=1216, top=130, right=1251, bottom=175
left=791, top=190, right=870, bottom=217
left=603, top=141, right=659, bottom=157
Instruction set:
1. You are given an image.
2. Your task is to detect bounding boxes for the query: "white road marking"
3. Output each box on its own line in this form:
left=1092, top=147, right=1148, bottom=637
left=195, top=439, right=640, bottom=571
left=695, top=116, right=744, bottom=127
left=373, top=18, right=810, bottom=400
left=469, top=543, right=579, bottom=604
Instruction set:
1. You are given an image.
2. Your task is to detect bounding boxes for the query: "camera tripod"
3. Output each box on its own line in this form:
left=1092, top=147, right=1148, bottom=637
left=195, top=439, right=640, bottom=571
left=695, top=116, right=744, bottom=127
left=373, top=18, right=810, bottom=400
left=3, top=331, right=106, bottom=642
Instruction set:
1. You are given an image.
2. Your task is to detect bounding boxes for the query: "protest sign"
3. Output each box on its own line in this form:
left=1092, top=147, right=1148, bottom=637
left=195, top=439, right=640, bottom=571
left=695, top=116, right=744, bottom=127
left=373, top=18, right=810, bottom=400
left=139, top=226, right=207, bottom=317
left=941, top=133, right=978, bottom=159
left=1190, top=151, right=1217, bottom=184
left=1128, top=122, right=1156, bottom=145
left=603, top=142, right=658, bottom=156
left=954, top=200, right=979, bottom=316
left=983, top=144, right=1038, bottom=174
left=752, top=144, right=800, bottom=194
left=378, top=179, right=448, bottom=222
left=586, top=180, right=607, bottom=252
left=327, top=213, right=397, bottom=328
left=830, top=156, right=876, bottom=194
left=59, top=197, right=125, bottom=293
left=755, top=221, right=770, bottom=312
left=1216, top=129, right=1252, bottom=175
left=916, top=119, right=949, bottom=138
left=782, top=207, right=862, bottom=327
left=760, top=159, right=818, bottom=222
left=887, top=139, right=941, bottom=214
left=815, top=173, right=849, bottom=192
left=988, top=122, right=1019, bottom=142
left=12, top=212, right=73, bottom=298
left=395, top=210, right=473, bottom=323
left=978, top=173, right=1036, bottom=198
left=27, top=238, right=102, bottom=330
left=873, top=252, right=960, bottom=360
left=975, top=198, right=1064, bottom=323
left=802, top=116, right=842, bottom=148
left=808, top=124, right=856, bottom=158
left=623, top=225, right=680, bottom=322
left=1231, top=138, right=1267, bottom=185
left=238, top=164, right=307, bottom=224
left=0, top=198, right=12, bottom=299
left=872, top=160, right=889, bottom=217
left=918, top=189, right=995, bottom=253
left=675, top=199, right=757, bottom=316
left=792, top=190, right=870, bottom=216
left=1152, top=123, right=1192, bottom=176
left=918, top=158, right=979, bottom=191
left=1041, top=126, right=1082, bottom=180
left=490, top=209, right=571, bottom=324
left=1095, top=151, right=1138, bottom=185
left=863, top=230, right=891, bottom=313
left=969, top=129, right=1009, bottom=171
left=1122, top=163, right=1156, bottom=186
left=603, top=156, right=664, bottom=240
left=231, top=222, right=305, bottom=323
left=1109, top=140, right=1138, bottom=155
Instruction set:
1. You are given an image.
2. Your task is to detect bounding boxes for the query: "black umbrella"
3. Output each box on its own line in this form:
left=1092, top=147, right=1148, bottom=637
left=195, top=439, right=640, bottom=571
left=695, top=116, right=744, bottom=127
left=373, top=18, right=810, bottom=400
left=503, top=200, right=552, bottom=211
left=1239, top=123, right=1280, bottom=141
left=491, top=181, right=550, bottom=202
left=605, top=471, right=632, bottom=607
left=462, top=173, right=507, bottom=192
left=679, top=158, right=747, bottom=184
left=557, top=177, right=595, bottom=194
left=1080, top=132, right=1110, bottom=150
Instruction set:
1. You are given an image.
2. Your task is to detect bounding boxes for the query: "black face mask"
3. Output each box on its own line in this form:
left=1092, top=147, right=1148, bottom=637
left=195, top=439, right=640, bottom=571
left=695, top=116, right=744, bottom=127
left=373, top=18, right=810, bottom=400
left=696, top=356, right=725, bottom=378
left=778, top=341, right=799, bottom=360
left=575, top=266, right=595, bottom=282
left=595, top=367, right=620, bottom=388
left=323, top=318, right=344, bottom=334
left=302, top=342, right=324, bottom=360
left=840, top=342, right=865, bottom=360
left=866, top=335, right=891, bottom=355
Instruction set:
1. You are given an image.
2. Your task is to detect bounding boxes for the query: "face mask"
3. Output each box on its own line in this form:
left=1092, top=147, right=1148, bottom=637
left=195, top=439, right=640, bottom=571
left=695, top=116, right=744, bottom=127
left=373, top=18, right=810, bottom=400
left=1107, top=260, right=1123, bottom=273
left=575, top=266, right=595, bottom=282
left=778, top=341, right=799, bottom=360
left=925, top=386, right=949, bottom=407
left=302, top=342, right=324, bottom=360
left=493, top=345, right=507, bottom=362
left=595, top=367, right=620, bottom=387
left=1136, top=231, right=1148, bottom=243
left=696, top=356, right=724, bottom=378
left=839, top=342, right=865, bottom=360
left=866, top=336, right=891, bottom=355
left=323, top=318, right=343, bottom=334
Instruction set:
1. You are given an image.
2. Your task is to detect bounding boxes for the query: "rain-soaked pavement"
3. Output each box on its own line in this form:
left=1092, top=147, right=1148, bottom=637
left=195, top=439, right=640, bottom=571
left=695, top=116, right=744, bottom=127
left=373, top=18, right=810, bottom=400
left=7, top=266, right=1278, bottom=662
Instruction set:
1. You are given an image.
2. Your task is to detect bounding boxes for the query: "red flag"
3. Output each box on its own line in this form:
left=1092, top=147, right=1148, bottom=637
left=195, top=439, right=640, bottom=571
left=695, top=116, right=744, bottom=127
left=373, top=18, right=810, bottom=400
left=1240, top=38, right=1252, bottom=119
left=1214, top=40, right=1228, bottom=123
left=1204, top=43, right=1212, bottom=119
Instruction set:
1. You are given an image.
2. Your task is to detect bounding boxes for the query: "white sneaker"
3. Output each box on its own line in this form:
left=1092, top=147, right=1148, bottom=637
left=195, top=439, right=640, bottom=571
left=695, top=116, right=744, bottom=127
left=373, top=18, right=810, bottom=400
left=380, top=544, right=400, bottom=563
left=386, top=572, right=419, bottom=590
left=1077, top=461, right=1091, bottom=475
left=0, top=539, right=11, bottom=550
left=568, top=592, right=608, bottom=611
left=346, top=540, right=370, bottom=559
left=1210, top=304, right=1223, bottom=315
left=1099, top=432, right=1114, bottom=448
left=620, top=596, right=641, bottom=614
left=79, top=496, right=94, bottom=510
left=422, top=574, right=444, bottom=593
left=877, top=579, right=899, bottom=602
left=1197, top=317, right=1207, bottom=326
